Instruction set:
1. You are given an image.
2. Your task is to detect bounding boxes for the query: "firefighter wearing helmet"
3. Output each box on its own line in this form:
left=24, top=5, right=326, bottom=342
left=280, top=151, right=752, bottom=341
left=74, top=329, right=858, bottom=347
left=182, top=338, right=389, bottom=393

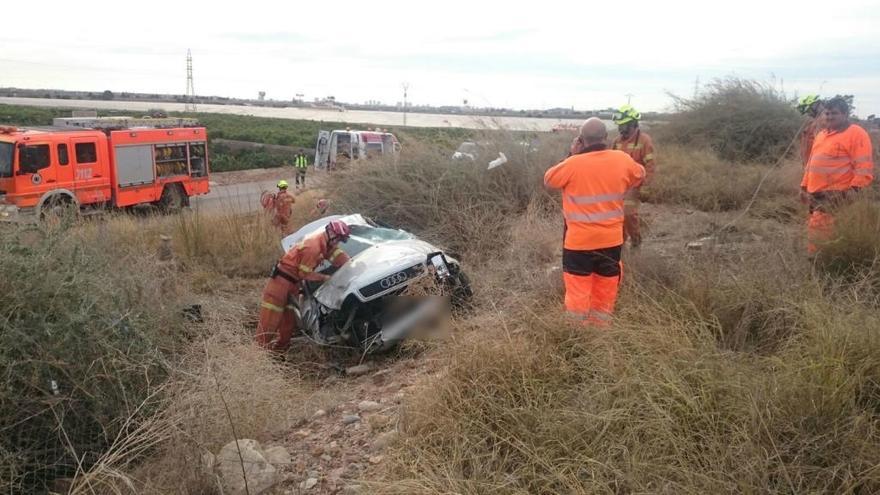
left=797, top=94, right=824, bottom=168
left=610, top=104, right=656, bottom=248
left=269, top=180, right=295, bottom=234
left=256, top=220, right=353, bottom=351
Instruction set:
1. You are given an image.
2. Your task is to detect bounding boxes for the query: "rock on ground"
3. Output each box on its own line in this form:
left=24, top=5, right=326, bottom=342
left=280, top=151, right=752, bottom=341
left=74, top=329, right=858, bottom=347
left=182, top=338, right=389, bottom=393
left=263, top=445, right=292, bottom=466
left=216, top=439, right=278, bottom=495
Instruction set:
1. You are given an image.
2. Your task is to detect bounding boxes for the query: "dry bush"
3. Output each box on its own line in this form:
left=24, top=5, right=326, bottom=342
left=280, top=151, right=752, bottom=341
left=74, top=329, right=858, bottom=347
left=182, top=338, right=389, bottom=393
left=173, top=206, right=282, bottom=278
left=643, top=144, right=800, bottom=212
left=375, top=253, right=880, bottom=494
left=631, top=247, right=814, bottom=354
left=659, top=77, right=803, bottom=163
left=815, top=195, right=880, bottom=286
left=0, top=221, right=190, bottom=493
left=329, top=132, right=567, bottom=256
left=129, top=324, right=309, bottom=493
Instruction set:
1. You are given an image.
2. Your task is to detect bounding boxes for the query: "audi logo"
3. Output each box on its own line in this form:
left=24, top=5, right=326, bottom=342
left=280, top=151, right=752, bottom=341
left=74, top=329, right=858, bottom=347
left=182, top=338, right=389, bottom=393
left=379, top=271, right=409, bottom=289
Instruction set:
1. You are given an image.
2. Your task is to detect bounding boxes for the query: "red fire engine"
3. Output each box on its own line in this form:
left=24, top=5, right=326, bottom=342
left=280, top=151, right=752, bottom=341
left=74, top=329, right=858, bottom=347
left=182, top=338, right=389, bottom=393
left=0, top=116, right=210, bottom=221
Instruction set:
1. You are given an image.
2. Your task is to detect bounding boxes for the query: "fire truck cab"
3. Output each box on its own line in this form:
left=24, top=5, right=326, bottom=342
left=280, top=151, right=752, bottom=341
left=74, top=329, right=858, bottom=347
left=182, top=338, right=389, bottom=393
left=0, top=117, right=210, bottom=221
left=314, top=129, right=401, bottom=170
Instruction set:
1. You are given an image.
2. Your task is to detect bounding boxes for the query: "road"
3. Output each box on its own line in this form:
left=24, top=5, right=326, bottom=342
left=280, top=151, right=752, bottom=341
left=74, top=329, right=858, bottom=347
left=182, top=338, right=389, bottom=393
left=191, top=169, right=326, bottom=214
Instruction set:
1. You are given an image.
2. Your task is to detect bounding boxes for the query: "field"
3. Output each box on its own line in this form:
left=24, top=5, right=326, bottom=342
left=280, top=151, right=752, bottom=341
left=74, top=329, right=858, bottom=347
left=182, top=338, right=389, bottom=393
left=0, top=104, right=475, bottom=172
left=3, top=84, right=880, bottom=494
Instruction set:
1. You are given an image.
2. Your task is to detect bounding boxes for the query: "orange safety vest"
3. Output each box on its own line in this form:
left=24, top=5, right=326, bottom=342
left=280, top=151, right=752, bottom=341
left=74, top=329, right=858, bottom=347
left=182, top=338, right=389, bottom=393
left=544, top=147, right=645, bottom=251
left=801, top=124, right=874, bottom=194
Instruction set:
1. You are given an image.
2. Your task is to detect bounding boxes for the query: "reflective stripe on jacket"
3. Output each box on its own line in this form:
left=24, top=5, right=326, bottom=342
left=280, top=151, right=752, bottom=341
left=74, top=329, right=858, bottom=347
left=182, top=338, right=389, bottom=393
left=295, top=156, right=308, bottom=168
left=277, top=231, right=351, bottom=282
left=801, top=124, right=874, bottom=193
left=544, top=148, right=645, bottom=250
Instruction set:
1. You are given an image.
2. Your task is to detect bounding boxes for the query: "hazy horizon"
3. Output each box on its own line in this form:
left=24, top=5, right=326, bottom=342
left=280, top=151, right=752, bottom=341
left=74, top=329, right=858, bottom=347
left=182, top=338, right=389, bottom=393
left=2, top=0, right=879, bottom=116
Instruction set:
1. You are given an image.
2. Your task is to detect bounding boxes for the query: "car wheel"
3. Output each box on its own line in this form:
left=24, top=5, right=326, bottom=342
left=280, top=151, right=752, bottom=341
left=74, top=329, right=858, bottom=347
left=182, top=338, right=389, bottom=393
left=158, top=184, right=188, bottom=213
left=40, top=195, right=77, bottom=223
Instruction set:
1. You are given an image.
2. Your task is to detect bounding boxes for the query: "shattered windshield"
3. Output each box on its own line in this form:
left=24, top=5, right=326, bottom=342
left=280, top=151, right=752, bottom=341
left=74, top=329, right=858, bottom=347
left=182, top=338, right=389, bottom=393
left=0, top=142, right=13, bottom=178
left=340, top=224, right=415, bottom=258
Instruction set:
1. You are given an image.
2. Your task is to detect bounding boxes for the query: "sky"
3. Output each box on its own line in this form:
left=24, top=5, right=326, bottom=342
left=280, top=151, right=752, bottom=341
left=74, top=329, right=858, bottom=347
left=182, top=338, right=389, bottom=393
left=2, top=0, right=880, bottom=116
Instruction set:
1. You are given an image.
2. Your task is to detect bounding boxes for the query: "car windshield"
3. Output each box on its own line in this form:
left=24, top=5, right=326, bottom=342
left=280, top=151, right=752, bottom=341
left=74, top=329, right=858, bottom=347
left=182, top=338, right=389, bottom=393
left=340, top=224, right=415, bottom=258
left=0, top=142, right=13, bottom=178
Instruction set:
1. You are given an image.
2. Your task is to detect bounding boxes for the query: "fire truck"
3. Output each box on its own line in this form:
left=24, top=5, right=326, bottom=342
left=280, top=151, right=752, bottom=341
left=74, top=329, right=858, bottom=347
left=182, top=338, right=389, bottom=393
left=0, top=116, right=210, bottom=221
left=314, top=129, right=400, bottom=170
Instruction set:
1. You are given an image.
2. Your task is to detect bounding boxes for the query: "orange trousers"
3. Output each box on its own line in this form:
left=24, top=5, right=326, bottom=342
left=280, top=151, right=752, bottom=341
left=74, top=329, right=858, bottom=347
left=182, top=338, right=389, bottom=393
left=807, top=210, right=834, bottom=255
left=256, top=277, right=299, bottom=351
left=563, top=265, right=622, bottom=327
left=272, top=213, right=291, bottom=233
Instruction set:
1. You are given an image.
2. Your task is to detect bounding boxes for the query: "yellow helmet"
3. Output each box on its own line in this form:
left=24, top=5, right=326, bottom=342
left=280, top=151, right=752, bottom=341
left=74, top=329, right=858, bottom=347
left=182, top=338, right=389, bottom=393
left=797, top=94, right=821, bottom=115
left=613, top=104, right=641, bottom=125
left=277, top=180, right=289, bottom=189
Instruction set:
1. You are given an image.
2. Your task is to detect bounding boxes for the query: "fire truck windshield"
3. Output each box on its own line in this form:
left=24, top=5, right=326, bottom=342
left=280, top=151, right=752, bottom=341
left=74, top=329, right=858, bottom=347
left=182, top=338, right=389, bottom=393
left=0, top=142, right=13, bottom=178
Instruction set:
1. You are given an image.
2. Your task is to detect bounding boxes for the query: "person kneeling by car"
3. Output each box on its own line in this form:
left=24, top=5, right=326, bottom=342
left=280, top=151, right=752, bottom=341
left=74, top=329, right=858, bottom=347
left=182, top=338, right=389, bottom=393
left=256, top=220, right=352, bottom=351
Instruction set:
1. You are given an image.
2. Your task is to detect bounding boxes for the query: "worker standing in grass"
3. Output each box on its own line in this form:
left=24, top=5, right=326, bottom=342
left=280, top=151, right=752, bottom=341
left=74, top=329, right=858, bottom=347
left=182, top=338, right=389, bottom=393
left=800, top=95, right=874, bottom=254
left=271, top=180, right=295, bottom=233
left=611, top=105, right=655, bottom=248
left=797, top=94, right=824, bottom=168
left=256, top=221, right=352, bottom=351
left=544, top=118, right=645, bottom=326
left=295, top=151, right=308, bottom=189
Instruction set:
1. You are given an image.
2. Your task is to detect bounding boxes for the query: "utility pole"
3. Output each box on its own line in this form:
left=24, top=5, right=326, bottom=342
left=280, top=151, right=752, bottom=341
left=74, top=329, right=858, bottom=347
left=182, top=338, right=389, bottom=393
left=402, top=83, right=409, bottom=126
left=625, top=93, right=634, bottom=105
left=185, top=49, right=196, bottom=112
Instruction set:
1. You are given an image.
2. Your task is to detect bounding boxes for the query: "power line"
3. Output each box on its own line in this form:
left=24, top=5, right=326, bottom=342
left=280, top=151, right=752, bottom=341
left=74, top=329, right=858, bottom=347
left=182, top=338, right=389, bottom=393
left=402, top=82, right=409, bottom=126
left=185, top=49, right=196, bottom=112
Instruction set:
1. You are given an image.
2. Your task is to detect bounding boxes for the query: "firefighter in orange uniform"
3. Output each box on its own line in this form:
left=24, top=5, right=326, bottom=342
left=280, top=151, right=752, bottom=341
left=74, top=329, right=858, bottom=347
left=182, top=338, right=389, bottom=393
left=801, top=96, right=873, bottom=254
left=545, top=118, right=645, bottom=326
left=271, top=180, right=295, bottom=233
left=611, top=105, right=655, bottom=248
left=255, top=221, right=352, bottom=351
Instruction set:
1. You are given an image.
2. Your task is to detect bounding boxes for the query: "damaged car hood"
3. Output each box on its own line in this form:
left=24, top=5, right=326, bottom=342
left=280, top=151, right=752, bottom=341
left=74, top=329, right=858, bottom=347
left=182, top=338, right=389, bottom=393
left=316, top=239, right=439, bottom=309
left=281, top=214, right=456, bottom=310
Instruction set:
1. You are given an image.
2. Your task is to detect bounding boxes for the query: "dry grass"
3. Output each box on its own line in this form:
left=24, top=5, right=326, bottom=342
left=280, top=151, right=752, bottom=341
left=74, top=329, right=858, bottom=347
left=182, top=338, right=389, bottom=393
left=330, top=133, right=567, bottom=256
left=643, top=144, right=801, bottom=214
left=374, top=240, right=880, bottom=494
left=7, top=125, right=880, bottom=494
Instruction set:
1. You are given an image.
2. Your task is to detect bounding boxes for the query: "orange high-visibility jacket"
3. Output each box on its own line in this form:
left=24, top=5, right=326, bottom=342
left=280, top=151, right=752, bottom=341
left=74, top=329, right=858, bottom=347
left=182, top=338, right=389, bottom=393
left=612, top=129, right=656, bottom=178
left=801, top=124, right=874, bottom=193
left=544, top=148, right=645, bottom=250
left=277, top=231, right=350, bottom=282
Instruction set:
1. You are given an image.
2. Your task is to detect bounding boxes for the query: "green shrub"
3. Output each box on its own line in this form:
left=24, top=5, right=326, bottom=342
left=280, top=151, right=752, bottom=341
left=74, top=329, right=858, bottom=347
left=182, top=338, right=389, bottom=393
left=0, top=223, right=188, bottom=492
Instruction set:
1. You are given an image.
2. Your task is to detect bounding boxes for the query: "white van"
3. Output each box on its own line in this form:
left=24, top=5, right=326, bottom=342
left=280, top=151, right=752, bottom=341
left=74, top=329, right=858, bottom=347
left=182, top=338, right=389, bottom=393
left=314, top=130, right=401, bottom=170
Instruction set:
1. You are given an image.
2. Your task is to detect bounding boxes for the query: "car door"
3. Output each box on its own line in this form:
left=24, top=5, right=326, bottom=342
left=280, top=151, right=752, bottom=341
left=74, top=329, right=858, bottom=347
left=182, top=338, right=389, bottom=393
left=15, top=141, right=55, bottom=197
left=54, top=140, right=74, bottom=188
left=315, top=130, right=330, bottom=169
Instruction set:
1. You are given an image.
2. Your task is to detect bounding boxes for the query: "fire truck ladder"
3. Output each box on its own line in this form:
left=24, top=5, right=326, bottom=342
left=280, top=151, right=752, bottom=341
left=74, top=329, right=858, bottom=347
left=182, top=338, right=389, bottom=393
left=52, top=116, right=200, bottom=130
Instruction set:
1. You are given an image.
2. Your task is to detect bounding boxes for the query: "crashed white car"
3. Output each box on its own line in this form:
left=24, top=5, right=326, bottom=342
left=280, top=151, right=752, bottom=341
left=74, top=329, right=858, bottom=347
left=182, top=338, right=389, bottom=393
left=281, top=214, right=471, bottom=353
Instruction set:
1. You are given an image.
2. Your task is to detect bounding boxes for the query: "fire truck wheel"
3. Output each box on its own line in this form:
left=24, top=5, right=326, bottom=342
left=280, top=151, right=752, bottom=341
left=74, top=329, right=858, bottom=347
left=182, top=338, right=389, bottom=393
left=158, top=184, right=188, bottom=213
left=40, top=195, right=77, bottom=222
